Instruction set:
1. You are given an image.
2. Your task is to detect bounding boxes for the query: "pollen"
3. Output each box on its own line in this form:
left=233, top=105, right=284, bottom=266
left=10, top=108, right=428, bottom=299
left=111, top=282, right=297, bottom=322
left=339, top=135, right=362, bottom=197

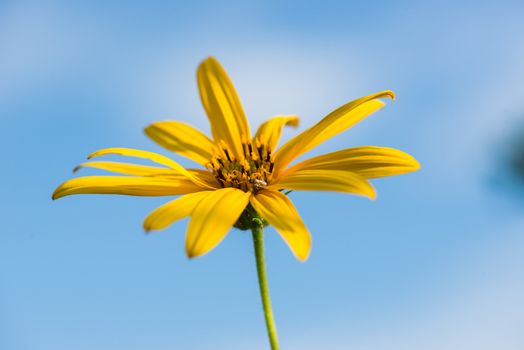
left=208, top=139, right=274, bottom=193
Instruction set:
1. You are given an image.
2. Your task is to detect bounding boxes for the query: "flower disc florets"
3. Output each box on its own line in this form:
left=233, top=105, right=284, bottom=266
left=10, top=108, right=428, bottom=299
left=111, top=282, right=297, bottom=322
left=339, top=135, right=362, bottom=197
left=208, top=141, right=274, bottom=194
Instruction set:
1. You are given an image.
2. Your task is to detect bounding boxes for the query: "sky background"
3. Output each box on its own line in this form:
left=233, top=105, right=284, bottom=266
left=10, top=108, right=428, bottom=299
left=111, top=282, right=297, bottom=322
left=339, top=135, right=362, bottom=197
left=2, top=0, right=524, bottom=349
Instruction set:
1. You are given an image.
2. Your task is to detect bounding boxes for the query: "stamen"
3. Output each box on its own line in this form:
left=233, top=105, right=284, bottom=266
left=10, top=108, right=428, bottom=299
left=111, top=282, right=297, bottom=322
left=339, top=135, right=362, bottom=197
left=210, top=140, right=274, bottom=193
left=224, top=148, right=232, bottom=162
left=257, top=145, right=264, bottom=160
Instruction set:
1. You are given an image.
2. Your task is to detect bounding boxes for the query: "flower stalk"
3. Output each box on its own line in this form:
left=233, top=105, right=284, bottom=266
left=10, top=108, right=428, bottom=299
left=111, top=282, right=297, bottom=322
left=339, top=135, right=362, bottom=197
left=252, top=225, right=280, bottom=350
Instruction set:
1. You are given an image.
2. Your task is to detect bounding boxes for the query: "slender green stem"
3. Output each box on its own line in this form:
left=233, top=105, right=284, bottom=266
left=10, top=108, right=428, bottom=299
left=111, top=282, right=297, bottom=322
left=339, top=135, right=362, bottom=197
left=252, top=226, right=280, bottom=350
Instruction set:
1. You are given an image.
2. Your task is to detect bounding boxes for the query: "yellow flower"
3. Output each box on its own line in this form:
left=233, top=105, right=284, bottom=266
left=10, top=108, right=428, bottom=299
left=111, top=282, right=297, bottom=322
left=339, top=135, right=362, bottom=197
left=53, top=57, right=419, bottom=261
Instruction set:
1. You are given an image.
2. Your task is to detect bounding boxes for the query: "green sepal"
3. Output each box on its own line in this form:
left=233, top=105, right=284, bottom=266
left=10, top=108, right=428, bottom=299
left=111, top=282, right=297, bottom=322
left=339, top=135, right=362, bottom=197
left=234, top=203, right=268, bottom=230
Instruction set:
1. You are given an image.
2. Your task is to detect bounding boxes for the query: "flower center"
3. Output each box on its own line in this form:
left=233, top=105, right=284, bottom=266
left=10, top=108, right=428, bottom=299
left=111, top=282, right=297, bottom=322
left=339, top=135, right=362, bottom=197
left=208, top=141, right=274, bottom=193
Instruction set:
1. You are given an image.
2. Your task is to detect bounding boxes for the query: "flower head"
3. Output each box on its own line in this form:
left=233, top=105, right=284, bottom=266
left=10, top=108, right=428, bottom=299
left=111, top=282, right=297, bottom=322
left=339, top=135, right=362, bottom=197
left=53, top=57, right=419, bottom=261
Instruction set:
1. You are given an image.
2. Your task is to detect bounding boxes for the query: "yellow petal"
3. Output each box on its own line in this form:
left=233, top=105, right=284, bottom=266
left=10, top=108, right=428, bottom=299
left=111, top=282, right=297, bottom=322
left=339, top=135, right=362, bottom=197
left=187, top=169, right=221, bottom=189
left=250, top=190, right=311, bottom=261
left=254, top=115, right=299, bottom=152
left=269, top=169, right=376, bottom=199
left=197, top=57, right=251, bottom=160
left=74, top=162, right=220, bottom=189
left=74, top=161, right=221, bottom=190
left=185, top=188, right=251, bottom=258
left=273, top=91, right=394, bottom=175
left=89, top=147, right=183, bottom=169
left=88, top=147, right=213, bottom=189
left=52, top=176, right=203, bottom=200
left=144, top=121, right=215, bottom=165
left=143, top=191, right=212, bottom=232
left=74, top=161, right=178, bottom=177
left=284, top=146, right=420, bottom=178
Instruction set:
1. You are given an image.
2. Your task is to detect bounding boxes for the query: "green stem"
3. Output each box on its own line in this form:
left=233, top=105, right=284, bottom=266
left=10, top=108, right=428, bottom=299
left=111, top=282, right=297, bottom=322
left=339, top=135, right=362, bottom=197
left=252, top=225, right=280, bottom=350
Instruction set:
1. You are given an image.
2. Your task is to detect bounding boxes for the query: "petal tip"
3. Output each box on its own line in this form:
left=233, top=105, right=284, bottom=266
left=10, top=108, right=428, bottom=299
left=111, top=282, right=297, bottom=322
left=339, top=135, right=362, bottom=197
left=186, top=249, right=199, bottom=259
left=385, top=90, right=396, bottom=101
left=185, top=242, right=199, bottom=259
left=51, top=189, right=61, bottom=200
left=199, top=56, right=219, bottom=70
left=367, top=186, right=378, bottom=201
left=204, top=56, right=218, bottom=63
left=412, top=158, right=421, bottom=171
left=296, top=252, right=310, bottom=262
left=402, top=153, right=421, bottom=173
left=51, top=182, right=68, bottom=200
left=143, top=221, right=162, bottom=234
left=142, top=125, right=156, bottom=142
left=288, top=116, right=300, bottom=127
left=143, top=122, right=162, bottom=133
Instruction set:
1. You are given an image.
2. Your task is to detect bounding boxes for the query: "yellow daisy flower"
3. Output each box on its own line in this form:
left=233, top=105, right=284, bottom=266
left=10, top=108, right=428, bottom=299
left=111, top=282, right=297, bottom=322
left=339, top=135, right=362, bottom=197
left=52, top=57, right=419, bottom=262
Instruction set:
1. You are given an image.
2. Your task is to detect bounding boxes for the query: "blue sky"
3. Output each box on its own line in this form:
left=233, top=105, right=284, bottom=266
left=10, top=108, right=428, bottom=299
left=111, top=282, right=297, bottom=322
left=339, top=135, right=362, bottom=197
left=2, top=1, right=524, bottom=349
